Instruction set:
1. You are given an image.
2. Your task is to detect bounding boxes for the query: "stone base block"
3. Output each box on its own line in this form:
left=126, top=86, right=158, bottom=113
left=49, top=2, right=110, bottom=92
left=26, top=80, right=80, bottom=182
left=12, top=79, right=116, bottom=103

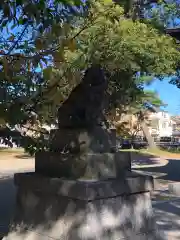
left=35, top=151, right=131, bottom=179
left=49, top=127, right=116, bottom=153
left=169, top=182, right=180, bottom=196
left=3, top=172, right=163, bottom=240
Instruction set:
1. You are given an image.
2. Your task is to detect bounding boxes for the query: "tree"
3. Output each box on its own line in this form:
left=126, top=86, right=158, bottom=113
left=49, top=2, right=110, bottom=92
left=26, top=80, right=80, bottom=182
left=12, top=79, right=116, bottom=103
left=70, top=0, right=178, bottom=150
left=114, top=114, right=142, bottom=143
left=145, top=0, right=180, bottom=28
left=0, top=0, right=87, bottom=152
left=134, top=90, right=165, bottom=148
left=0, top=0, right=179, bottom=153
left=111, top=90, right=165, bottom=148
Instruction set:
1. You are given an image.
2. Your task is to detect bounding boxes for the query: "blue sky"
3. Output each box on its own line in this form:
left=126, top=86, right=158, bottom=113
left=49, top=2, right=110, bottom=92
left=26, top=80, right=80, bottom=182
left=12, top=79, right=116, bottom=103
left=144, top=3, right=180, bottom=115
left=145, top=78, right=180, bottom=115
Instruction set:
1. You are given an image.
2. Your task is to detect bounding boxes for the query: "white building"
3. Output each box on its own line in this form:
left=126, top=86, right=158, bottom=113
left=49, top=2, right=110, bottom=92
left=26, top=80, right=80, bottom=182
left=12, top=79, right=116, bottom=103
left=148, top=111, right=173, bottom=138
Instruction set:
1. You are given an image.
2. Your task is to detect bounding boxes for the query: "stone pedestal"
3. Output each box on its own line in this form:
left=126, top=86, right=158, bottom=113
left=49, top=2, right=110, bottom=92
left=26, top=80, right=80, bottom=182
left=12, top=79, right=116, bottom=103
left=35, top=151, right=131, bottom=179
left=49, top=127, right=116, bottom=153
left=3, top=66, right=161, bottom=239
left=35, top=126, right=131, bottom=179
left=3, top=172, right=163, bottom=240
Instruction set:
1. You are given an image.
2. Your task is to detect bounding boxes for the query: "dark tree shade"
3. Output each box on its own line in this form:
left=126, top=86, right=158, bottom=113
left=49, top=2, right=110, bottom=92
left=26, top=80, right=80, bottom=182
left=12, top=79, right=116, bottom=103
left=166, top=28, right=180, bottom=41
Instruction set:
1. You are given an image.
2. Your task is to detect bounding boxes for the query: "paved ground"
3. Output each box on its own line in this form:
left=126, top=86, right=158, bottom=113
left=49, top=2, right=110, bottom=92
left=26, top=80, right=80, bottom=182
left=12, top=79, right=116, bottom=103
left=0, top=155, right=34, bottom=236
left=0, top=154, right=34, bottom=178
left=133, top=158, right=180, bottom=182
left=132, top=153, right=180, bottom=239
left=153, top=199, right=180, bottom=240
left=131, top=152, right=168, bottom=168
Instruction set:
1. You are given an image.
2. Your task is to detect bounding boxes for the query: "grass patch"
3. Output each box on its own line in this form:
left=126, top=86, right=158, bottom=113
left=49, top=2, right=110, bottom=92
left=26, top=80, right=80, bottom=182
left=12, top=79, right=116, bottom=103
left=139, top=148, right=180, bottom=158
left=120, top=148, right=180, bottom=158
left=119, top=149, right=139, bottom=152
left=120, top=148, right=156, bottom=156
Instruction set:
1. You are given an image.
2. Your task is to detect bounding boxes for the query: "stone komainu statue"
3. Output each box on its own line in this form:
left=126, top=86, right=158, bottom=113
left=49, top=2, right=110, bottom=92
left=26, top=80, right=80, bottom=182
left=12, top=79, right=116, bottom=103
left=58, top=65, right=107, bottom=128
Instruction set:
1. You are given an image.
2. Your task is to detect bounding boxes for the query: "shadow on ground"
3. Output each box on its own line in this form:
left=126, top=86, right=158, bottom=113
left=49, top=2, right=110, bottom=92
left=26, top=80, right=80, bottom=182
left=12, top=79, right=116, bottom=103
left=133, top=154, right=180, bottom=238
left=0, top=178, right=16, bottom=238
left=131, top=152, right=160, bottom=166
left=15, top=154, right=32, bottom=159
left=153, top=200, right=180, bottom=239
left=133, top=158, right=180, bottom=182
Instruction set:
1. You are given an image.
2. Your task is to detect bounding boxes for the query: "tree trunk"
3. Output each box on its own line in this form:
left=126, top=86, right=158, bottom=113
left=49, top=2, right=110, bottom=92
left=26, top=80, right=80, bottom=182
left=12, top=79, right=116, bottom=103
left=140, top=120, right=157, bottom=149
left=138, top=111, right=157, bottom=149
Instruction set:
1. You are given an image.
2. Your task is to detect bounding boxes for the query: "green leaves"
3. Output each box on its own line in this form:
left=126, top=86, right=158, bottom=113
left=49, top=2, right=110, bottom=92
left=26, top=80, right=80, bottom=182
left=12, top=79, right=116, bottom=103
left=43, top=67, right=53, bottom=81
left=18, top=17, right=28, bottom=25
left=35, top=39, right=44, bottom=50
left=0, top=0, right=179, bottom=154
left=71, top=1, right=179, bottom=76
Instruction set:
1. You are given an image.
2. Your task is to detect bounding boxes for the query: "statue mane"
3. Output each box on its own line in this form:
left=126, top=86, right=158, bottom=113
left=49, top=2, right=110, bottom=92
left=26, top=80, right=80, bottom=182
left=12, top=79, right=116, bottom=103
left=58, top=65, right=107, bottom=128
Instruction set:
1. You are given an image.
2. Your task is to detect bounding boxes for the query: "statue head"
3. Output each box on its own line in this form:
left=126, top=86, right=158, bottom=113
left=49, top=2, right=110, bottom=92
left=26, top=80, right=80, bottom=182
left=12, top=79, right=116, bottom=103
left=57, top=64, right=107, bottom=128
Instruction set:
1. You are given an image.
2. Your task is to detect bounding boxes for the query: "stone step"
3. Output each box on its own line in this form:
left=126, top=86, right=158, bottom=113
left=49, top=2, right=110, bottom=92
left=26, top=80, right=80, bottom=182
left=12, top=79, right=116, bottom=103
left=168, top=182, right=180, bottom=196
left=35, top=151, right=131, bottom=179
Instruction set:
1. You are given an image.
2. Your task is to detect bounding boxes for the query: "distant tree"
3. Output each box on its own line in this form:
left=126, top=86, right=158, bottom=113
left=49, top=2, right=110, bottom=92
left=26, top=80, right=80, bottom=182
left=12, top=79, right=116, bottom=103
left=110, top=90, right=165, bottom=149
left=135, top=90, right=164, bottom=149
left=114, top=114, right=142, bottom=142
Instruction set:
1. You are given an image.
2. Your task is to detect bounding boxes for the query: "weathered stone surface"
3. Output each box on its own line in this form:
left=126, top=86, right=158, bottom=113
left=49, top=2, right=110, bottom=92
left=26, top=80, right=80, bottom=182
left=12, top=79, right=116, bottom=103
left=168, top=182, right=180, bottom=196
left=3, top=173, right=158, bottom=240
left=41, top=125, right=121, bottom=178
left=35, top=151, right=131, bottom=179
left=6, top=193, right=155, bottom=240
left=35, top=65, right=130, bottom=179
left=14, top=172, right=153, bottom=200
left=49, top=127, right=116, bottom=153
left=57, top=65, right=107, bottom=128
left=4, top=64, right=157, bottom=240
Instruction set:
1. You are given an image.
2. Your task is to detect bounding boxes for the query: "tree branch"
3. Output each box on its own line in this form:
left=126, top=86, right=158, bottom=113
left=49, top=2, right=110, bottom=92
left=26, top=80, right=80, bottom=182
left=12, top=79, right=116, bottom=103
left=7, top=23, right=29, bottom=55
left=16, top=124, right=49, bottom=136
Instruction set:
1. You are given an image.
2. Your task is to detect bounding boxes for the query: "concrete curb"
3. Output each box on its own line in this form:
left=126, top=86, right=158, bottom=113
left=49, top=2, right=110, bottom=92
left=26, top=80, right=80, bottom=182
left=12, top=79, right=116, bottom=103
left=132, top=158, right=168, bottom=169
left=168, top=182, right=180, bottom=196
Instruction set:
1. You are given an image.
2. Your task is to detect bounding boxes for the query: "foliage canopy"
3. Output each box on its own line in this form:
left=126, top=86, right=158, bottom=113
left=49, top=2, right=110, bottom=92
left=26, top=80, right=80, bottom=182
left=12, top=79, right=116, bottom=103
left=0, top=0, right=179, bottom=153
